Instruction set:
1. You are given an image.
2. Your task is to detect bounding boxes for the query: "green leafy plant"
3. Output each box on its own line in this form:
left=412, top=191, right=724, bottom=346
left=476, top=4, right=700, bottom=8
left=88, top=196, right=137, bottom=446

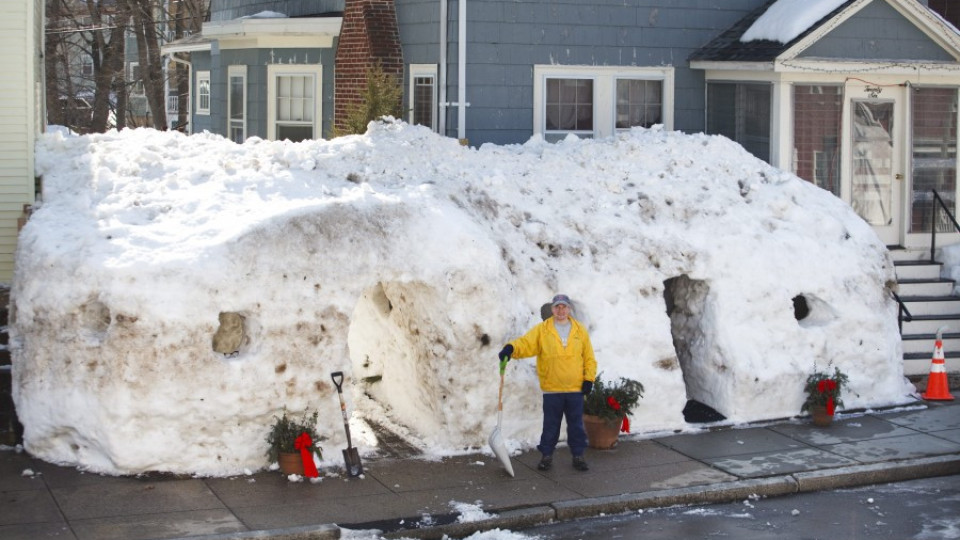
left=801, top=365, right=849, bottom=415
left=332, top=61, right=403, bottom=137
left=583, top=373, right=644, bottom=425
left=265, top=409, right=323, bottom=463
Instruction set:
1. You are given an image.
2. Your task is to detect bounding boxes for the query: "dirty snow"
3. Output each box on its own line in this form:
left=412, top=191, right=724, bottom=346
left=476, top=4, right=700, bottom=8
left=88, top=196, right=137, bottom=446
left=10, top=120, right=915, bottom=475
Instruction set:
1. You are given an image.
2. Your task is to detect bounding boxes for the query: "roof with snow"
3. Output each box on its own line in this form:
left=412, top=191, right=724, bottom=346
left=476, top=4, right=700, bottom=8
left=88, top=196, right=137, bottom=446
left=689, top=0, right=853, bottom=62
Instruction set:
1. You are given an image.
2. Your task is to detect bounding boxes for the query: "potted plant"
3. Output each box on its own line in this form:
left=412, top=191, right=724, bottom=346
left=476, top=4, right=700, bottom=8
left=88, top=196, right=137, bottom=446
left=582, top=373, right=644, bottom=449
left=266, top=409, right=323, bottom=476
left=801, top=365, right=849, bottom=427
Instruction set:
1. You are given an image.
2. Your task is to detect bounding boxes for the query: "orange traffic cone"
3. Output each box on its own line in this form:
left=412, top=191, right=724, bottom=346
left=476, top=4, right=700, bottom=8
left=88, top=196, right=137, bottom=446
left=921, top=337, right=955, bottom=401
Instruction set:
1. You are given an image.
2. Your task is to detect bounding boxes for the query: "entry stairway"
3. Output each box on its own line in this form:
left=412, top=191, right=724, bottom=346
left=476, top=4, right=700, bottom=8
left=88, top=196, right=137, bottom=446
left=892, top=247, right=960, bottom=376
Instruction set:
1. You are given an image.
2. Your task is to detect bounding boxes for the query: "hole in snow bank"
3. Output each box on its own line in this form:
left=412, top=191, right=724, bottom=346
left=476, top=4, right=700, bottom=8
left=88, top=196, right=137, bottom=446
left=664, top=275, right=727, bottom=420
left=794, top=293, right=837, bottom=328
left=792, top=295, right=809, bottom=321
left=212, top=312, right=245, bottom=355
left=349, top=282, right=441, bottom=450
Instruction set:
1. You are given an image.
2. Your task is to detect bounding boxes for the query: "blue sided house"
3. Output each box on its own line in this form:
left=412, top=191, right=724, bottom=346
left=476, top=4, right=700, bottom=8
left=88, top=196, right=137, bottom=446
left=162, top=0, right=960, bottom=251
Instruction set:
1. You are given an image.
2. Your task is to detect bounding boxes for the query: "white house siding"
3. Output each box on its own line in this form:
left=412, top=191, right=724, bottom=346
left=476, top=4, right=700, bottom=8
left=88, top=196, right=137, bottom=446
left=0, top=0, right=40, bottom=283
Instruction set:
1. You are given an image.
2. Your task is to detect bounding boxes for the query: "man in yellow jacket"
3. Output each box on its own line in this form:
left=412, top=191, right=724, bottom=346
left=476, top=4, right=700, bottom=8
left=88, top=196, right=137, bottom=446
left=499, top=294, right=597, bottom=472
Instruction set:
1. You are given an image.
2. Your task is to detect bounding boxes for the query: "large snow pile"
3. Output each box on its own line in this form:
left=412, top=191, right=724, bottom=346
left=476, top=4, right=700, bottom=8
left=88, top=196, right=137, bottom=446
left=11, top=121, right=915, bottom=475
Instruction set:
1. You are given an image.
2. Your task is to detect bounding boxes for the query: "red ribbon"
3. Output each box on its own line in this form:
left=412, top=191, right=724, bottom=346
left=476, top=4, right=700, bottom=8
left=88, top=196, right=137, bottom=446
left=817, top=379, right=838, bottom=416
left=606, top=397, right=629, bottom=433
left=294, top=432, right=319, bottom=478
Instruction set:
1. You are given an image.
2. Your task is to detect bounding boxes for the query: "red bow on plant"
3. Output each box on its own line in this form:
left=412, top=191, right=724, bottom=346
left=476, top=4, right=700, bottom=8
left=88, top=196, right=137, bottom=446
left=817, top=379, right=838, bottom=416
left=606, top=396, right=630, bottom=433
left=294, top=432, right=319, bottom=478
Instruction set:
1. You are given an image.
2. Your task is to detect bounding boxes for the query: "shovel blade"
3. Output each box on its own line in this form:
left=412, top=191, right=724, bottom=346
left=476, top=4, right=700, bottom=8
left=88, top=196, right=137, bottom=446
left=342, top=448, right=363, bottom=477
left=488, top=426, right=514, bottom=477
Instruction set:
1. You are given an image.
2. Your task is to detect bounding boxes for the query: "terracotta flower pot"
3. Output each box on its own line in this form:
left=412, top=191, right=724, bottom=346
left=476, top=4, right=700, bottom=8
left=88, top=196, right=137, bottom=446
left=583, top=414, right=620, bottom=449
left=810, top=405, right=833, bottom=427
left=278, top=451, right=305, bottom=475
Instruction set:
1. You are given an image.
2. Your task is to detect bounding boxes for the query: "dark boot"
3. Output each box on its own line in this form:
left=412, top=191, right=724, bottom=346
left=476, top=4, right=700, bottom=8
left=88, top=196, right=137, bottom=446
left=572, top=455, right=589, bottom=471
left=537, top=454, right=553, bottom=471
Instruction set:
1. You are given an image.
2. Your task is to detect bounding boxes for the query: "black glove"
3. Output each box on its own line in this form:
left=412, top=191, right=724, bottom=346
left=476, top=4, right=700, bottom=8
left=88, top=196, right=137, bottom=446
left=498, top=344, right=514, bottom=363
left=581, top=381, right=593, bottom=395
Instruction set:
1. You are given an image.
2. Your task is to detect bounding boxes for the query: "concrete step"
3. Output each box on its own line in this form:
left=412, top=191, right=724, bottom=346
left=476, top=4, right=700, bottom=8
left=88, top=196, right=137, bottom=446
left=897, top=278, right=956, bottom=297
left=898, top=295, right=960, bottom=316
left=887, top=247, right=931, bottom=262
left=901, top=313, right=960, bottom=335
left=901, top=331, right=960, bottom=354
left=903, top=350, right=960, bottom=376
left=894, top=260, right=943, bottom=281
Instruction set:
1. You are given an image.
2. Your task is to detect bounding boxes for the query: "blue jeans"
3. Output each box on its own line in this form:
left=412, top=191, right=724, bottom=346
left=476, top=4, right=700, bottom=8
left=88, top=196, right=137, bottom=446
left=538, top=392, right=587, bottom=457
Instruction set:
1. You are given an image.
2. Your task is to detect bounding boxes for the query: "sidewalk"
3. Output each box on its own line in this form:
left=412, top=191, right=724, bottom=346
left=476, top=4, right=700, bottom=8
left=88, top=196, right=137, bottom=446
left=2, top=399, right=959, bottom=540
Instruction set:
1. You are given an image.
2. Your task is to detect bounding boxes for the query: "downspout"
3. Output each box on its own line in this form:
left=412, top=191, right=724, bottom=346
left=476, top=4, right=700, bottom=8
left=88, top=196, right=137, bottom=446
left=439, top=0, right=447, bottom=136
left=457, top=0, right=467, bottom=141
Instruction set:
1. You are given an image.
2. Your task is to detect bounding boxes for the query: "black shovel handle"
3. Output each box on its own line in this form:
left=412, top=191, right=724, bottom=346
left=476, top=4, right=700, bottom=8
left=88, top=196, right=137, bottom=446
left=331, top=371, right=344, bottom=393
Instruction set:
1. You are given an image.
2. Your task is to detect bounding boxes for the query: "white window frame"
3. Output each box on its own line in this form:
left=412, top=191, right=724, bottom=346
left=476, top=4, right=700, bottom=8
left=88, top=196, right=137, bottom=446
left=228, top=65, right=247, bottom=143
left=408, top=64, right=438, bottom=131
left=196, top=71, right=210, bottom=115
left=267, top=64, right=323, bottom=141
left=533, top=65, right=674, bottom=140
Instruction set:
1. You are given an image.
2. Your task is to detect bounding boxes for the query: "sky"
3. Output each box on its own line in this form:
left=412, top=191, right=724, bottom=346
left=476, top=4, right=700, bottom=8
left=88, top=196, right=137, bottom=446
left=9, top=119, right=916, bottom=478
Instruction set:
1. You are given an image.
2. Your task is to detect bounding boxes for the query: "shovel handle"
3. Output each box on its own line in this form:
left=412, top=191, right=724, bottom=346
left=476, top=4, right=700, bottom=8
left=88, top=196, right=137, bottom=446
left=331, top=371, right=354, bottom=448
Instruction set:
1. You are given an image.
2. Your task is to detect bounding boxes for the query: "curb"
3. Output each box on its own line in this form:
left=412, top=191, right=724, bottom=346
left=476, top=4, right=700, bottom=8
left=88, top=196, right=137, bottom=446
left=375, top=454, right=960, bottom=539
left=793, top=454, right=960, bottom=492
left=168, top=524, right=340, bottom=540
left=170, top=454, right=960, bottom=540
left=380, top=507, right=555, bottom=539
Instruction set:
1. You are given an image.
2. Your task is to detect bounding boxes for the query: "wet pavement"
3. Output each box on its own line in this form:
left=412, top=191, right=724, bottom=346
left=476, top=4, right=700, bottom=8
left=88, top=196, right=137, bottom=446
left=1, top=399, right=959, bottom=540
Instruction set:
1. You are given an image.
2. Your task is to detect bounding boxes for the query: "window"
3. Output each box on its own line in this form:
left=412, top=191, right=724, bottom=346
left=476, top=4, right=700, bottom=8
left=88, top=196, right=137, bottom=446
left=616, top=79, right=662, bottom=129
left=81, top=55, right=94, bottom=78
left=534, top=66, right=673, bottom=142
left=267, top=65, right=322, bottom=142
left=228, top=66, right=246, bottom=143
left=196, top=71, right=210, bottom=115
left=129, top=62, right=144, bottom=95
left=792, top=85, right=842, bottom=195
left=545, top=78, right=594, bottom=138
left=707, top=82, right=771, bottom=163
left=409, top=64, right=437, bottom=131
left=911, top=87, right=958, bottom=233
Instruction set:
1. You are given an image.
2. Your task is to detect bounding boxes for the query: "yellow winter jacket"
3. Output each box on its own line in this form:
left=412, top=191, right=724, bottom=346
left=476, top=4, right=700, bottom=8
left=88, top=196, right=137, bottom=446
left=509, top=317, right=597, bottom=393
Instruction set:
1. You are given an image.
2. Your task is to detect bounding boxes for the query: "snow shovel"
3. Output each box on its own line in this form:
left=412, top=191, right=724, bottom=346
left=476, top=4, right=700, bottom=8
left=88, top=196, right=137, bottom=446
left=488, top=358, right=515, bottom=477
left=331, top=371, right=364, bottom=477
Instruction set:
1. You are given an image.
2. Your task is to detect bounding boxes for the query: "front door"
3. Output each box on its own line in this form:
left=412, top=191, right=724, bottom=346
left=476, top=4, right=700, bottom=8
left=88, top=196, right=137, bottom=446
left=849, top=96, right=903, bottom=245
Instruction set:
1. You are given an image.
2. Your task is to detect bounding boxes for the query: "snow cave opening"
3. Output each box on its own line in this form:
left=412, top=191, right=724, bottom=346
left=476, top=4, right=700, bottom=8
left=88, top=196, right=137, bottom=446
left=347, top=281, right=447, bottom=448
left=663, top=275, right=727, bottom=423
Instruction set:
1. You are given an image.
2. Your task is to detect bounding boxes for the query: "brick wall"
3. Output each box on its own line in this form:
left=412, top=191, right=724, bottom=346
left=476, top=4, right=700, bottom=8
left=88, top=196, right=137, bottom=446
left=334, top=0, right=404, bottom=132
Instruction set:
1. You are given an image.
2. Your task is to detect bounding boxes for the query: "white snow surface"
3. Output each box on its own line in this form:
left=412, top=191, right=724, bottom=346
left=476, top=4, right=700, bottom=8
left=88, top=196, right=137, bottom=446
left=741, top=0, right=848, bottom=43
left=11, top=120, right=915, bottom=476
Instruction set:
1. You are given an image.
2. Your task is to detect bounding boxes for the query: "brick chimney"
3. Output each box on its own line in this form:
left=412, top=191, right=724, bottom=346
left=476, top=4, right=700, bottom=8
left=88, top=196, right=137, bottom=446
left=334, top=0, right=404, bottom=132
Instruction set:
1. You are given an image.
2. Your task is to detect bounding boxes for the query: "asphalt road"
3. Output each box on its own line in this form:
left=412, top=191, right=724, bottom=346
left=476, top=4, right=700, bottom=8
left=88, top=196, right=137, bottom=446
left=520, top=474, right=960, bottom=540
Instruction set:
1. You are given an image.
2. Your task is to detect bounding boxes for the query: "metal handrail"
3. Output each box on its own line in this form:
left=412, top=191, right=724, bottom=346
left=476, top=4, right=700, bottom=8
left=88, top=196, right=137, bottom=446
left=891, top=291, right=913, bottom=334
left=929, top=189, right=960, bottom=263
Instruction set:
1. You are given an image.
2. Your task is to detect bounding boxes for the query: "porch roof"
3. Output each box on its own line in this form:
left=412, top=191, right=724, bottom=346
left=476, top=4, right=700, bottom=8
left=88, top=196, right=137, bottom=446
left=688, top=0, right=854, bottom=63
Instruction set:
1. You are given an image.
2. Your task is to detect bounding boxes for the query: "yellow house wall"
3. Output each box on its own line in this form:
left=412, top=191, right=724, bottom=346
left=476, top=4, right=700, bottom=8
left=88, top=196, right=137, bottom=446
left=0, top=0, right=41, bottom=283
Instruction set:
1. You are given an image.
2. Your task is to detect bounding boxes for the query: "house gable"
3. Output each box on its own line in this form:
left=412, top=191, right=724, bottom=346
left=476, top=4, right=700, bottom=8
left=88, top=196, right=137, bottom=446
left=690, top=0, right=960, bottom=68
left=797, top=0, right=956, bottom=62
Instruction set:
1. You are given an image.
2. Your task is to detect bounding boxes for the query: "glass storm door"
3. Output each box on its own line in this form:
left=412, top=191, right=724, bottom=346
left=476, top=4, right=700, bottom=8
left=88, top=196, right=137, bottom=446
left=850, top=99, right=901, bottom=244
